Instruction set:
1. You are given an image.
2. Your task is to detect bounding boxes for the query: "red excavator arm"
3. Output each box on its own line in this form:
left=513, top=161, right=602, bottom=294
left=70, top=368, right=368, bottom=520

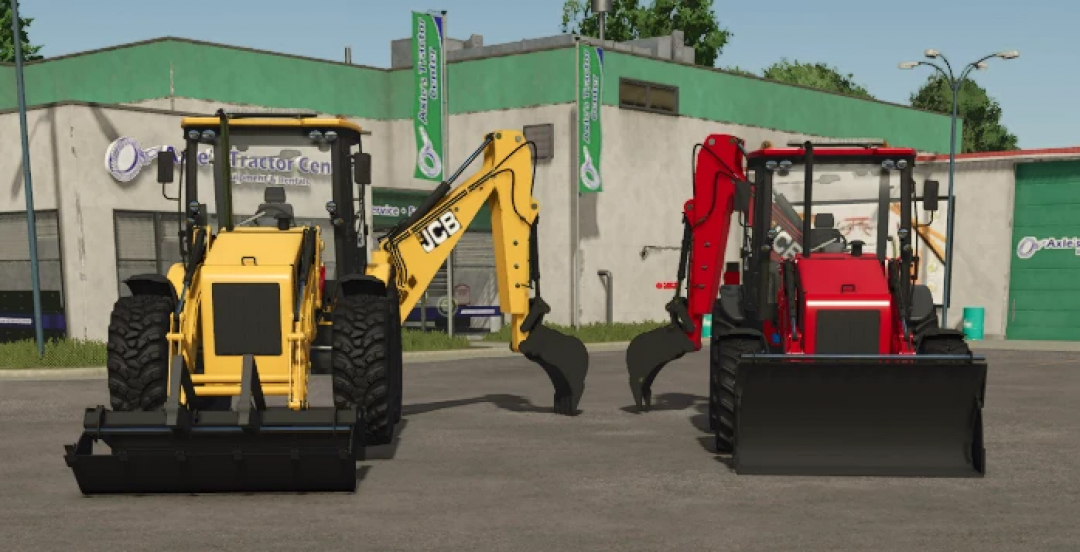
left=625, top=134, right=749, bottom=407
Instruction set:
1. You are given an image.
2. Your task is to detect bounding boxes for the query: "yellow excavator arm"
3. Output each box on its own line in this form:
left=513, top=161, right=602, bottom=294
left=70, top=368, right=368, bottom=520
left=364, top=130, right=589, bottom=415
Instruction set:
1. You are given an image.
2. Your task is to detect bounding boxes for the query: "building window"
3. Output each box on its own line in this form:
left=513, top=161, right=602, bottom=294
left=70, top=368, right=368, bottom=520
left=0, top=210, right=66, bottom=340
left=113, top=211, right=174, bottom=297
left=113, top=210, right=339, bottom=297
left=0, top=210, right=64, bottom=293
left=618, top=78, right=679, bottom=115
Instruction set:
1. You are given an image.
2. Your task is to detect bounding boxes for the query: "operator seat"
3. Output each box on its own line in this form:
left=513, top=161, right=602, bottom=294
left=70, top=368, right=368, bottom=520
left=809, top=213, right=846, bottom=253
left=255, top=186, right=295, bottom=229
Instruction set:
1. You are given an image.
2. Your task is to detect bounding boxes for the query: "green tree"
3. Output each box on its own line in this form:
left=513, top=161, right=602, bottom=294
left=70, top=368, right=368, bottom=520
left=560, top=0, right=732, bottom=67
left=0, top=1, right=44, bottom=63
left=909, top=74, right=1018, bottom=153
left=722, top=65, right=757, bottom=77
left=761, top=59, right=875, bottom=100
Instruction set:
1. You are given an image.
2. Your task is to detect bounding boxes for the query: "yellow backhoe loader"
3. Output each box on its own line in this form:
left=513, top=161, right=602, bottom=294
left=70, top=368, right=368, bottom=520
left=63, top=110, right=589, bottom=495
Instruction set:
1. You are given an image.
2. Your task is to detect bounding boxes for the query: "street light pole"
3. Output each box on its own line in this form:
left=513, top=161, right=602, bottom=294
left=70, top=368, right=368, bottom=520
left=898, top=49, right=1019, bottom=329
left=11, top=0, right=44, bottom=358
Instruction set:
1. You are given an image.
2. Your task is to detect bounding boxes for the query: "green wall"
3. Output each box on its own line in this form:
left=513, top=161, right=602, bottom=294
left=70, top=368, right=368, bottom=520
left=1007, top=160, right=1080, bottom=340
left=0, top=38, right=955, bottom=152
left=601, top=52, right=957, bottom=153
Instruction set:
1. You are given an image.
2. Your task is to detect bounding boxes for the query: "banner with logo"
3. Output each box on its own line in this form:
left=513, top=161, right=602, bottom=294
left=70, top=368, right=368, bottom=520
left=412, top=11, right=445, bottom=182
left=577, top=43, right=603, bottom=193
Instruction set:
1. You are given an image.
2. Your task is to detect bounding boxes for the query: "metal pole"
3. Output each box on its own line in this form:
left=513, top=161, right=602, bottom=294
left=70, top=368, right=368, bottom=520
left=11, top=0, right=44, bottom=357
left=941, top=80, right=959, bottom=328
left=599, top=13, right=605, bottom=42
left=440, top=10, right=454, bottom=338
left=570, top=40, right=581, bottom=329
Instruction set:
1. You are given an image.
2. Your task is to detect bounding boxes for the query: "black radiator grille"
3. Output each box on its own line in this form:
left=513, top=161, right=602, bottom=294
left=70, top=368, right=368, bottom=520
left=211, top=283, right=283, bottom=356
left=815, top=309, right=880, bottom=354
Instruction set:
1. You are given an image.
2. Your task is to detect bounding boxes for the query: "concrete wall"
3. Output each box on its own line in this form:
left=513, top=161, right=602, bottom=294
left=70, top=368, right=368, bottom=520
left=0, top=102, right=385, bottom=341
left=575, top=106, right=825, bottom=325
left=914, top=158, right=1019, bottom=339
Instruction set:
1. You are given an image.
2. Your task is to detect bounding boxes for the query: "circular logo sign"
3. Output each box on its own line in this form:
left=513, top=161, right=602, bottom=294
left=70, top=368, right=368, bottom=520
left=1016, top=236, right=1041, bottom=259
left=104, top=137, right=149, bottom=182
left=436, top=296, right=458, bottom=317
left=105, top=137, right=177, bottom=183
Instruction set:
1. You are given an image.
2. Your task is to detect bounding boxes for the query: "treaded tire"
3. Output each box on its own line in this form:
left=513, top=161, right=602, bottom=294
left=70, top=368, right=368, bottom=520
left=331, top=294, right=402, bottom=446
left=106, top=295, right=172, bottom=412
left=712, top=337, right=762, bottom=454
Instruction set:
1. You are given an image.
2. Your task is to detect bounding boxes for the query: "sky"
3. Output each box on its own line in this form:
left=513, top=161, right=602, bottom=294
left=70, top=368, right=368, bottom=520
left=19, top=0, right=1071, bottom=149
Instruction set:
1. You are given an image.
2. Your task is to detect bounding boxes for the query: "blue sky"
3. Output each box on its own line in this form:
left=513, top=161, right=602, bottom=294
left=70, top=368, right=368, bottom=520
left=21, top=0, right=1067, bottom=149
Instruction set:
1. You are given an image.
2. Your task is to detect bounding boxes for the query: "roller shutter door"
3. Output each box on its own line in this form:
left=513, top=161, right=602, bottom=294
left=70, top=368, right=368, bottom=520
left=1007, top=160, right=1080, bottom=340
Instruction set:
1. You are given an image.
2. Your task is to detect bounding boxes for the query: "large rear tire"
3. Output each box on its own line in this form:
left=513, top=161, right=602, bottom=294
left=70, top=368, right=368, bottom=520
left=711, top=336, right=762, bottom=454
left=331, top=294, right=403, bottom=446
left=106, top=295, right=172, bottom=412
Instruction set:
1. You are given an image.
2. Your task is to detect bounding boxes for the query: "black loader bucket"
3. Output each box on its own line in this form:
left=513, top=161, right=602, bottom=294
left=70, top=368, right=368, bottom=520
left=732, top=353, right=987, bottom=478
left=63, top=355, right=365, bottom=495
left=626, top=323, right=696, bottom=407
left=518, top=297, right=589, bottom=416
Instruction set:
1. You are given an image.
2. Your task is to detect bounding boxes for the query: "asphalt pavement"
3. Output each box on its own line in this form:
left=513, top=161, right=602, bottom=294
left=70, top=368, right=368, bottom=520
left=1, top=347, right=1078, bottom=551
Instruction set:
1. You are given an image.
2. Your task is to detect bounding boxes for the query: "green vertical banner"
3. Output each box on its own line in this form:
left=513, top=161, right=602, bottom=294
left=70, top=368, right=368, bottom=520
left=412, top=11, right=444, bottom=182
left=577, top=43, right=603, bottom=193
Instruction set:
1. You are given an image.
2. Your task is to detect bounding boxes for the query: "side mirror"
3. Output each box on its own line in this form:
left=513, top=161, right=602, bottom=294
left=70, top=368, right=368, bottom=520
left=353, top=152, right=372, bottom=185
left=733, top=180, right=752, bottom=213
left=157, top=150, right=175, bottom=184
left=922, top=180, right=940, bottom=211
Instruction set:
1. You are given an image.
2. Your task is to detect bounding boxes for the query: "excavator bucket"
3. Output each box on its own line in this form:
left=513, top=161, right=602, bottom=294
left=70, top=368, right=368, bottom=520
left=626, top=323, right=696, bottom=407
left=731, top=353, right=988, bottom=477
left=516, top=298, right=589, bottom=415
left=519, top=324, right=589, bottom=415
left=63, top=355, right=365, bottom=494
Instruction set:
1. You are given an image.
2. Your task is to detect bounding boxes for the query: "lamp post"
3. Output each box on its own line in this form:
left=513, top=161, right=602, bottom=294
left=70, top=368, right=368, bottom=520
left=592, top=0, right=611, bottom=42
left=11, top=0, right=44, bottom=358
left=898, top=49, right=1019, bottom=328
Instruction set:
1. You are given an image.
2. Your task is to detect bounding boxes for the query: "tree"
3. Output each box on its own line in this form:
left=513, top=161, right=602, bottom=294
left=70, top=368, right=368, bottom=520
left=560, top=0, right=732, bottom=67
left=722, top=65, right=757, bottom=77
left=761, top=59, right=875, bottom=100
left=0, top=1, right=44, bottom=63
left=909, top=74, right=1018, bottom=153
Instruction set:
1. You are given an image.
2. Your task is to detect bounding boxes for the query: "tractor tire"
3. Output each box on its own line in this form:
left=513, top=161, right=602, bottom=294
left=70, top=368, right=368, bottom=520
left=331, top=294, right=403, bottom=446
left=918, top=334, right=972, bottom=355
left=106, top=295, right=172, bottom=412
left=712, top=336, right=762, bottom=454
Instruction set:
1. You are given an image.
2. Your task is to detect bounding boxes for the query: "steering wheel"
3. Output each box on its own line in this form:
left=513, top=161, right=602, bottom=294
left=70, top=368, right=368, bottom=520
left=238, top=205, right=292, bottom=227
left=811, top=232, right=849, bottom=253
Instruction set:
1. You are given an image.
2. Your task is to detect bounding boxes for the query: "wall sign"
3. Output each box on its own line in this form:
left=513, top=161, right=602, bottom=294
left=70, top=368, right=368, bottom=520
left=1016, top=236, right=1080, bottom=259
left=104, top=137, right=177, bottom=183
left=105, top=137, right=331, bottom=187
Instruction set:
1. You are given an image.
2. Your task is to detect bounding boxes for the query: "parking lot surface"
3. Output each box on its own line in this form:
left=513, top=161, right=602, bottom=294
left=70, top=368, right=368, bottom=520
left=1, top=348, right=1077, bottom=551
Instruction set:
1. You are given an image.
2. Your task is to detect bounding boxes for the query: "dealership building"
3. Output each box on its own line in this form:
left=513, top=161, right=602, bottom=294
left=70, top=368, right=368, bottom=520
left=1, top=31, right=1074, bottom=343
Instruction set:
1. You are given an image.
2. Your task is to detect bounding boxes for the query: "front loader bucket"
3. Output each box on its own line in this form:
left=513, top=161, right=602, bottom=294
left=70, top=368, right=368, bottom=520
left=732, top=354, right=987, bottom=478
left=626, top=323, right=696, bottom=407
left=63, top=355, right=365, bottom=495
left=519, top=323, right=589, bottom=416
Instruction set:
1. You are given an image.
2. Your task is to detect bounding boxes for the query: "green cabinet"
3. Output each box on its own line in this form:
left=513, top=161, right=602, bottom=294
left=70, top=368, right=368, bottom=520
left=1007, top=160, right=1080, bottom=340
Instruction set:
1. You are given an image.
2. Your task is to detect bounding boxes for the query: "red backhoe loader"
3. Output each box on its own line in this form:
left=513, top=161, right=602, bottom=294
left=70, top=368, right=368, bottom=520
left=627, top=134, right=988, bottom=477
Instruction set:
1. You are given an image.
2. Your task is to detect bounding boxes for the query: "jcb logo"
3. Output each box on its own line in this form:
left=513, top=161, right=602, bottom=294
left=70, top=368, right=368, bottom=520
left=418, top=211, right=462, bottom=253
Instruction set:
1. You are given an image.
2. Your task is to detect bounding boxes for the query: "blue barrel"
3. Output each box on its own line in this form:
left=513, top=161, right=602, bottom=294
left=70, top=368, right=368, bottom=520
left=962, top=307, right=985, bottom=340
